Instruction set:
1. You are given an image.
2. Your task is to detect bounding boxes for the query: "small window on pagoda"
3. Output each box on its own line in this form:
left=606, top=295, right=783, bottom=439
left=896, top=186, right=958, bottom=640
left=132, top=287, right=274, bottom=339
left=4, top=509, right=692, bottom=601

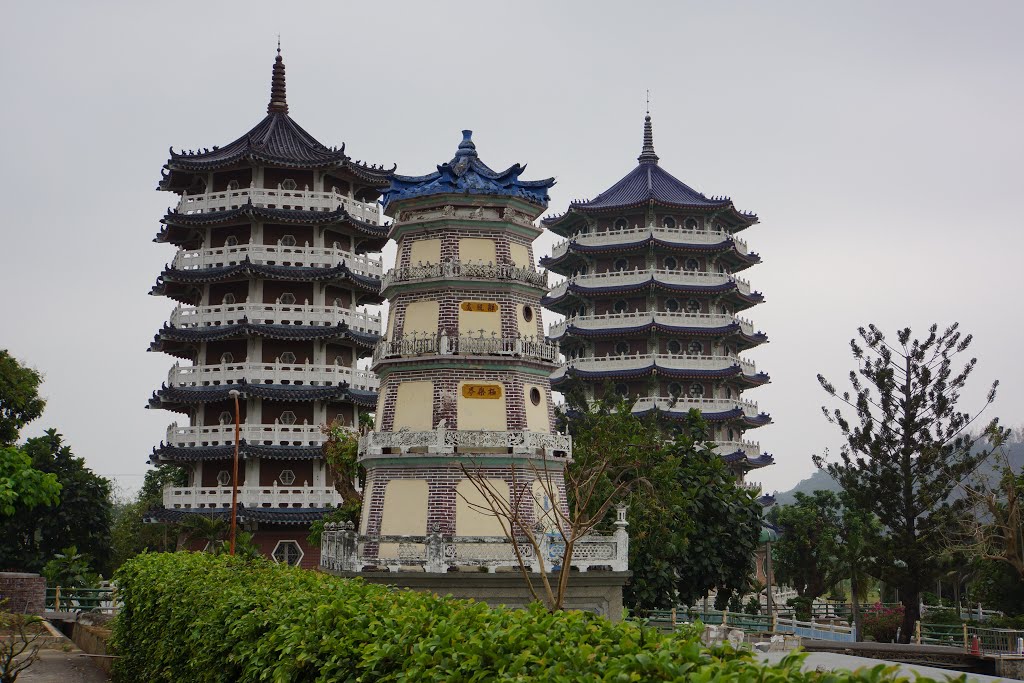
left=224, top=235, right=239, bottom=247
left=684, top=258, right=700, bottom=271
left=272, top=540, right=304, bottom=566
left=668, top=382, right=682, bottom=396
left=728, top=428, right=736, bottom=441
left=280, top=235, right=297, bottom=247
left=218, top=411, right=233, bottom=424
left=614, top=258, right=629, bottom=272
left=222, top=293, right=236, bottom=305
left=279, top=469, right=296, bottom=486
left=615, top=341, right=630, bottom=356
left=613, top=300, right=629, bottom=314
left=522, top=305, right=534, bottom=323
left=685, top=217, right=701, bottom=231
left=685, top=299, right=701, bottom=313
left=227, top=180, right=240, bottom=191
left=726, top=387, right=733, bottom=399
left=281, top=179, right=298, bottom=191
left=688, top=383, right=705, bottom=398
left=280, top=411, right=297, bottom=425
left=279, top=352, right=297, bottom=364
left=665, top=298, right=680, bottom=313
left=614, top=218, right=628, bottom=230
left=688, top=341, right=704, bottom=355
left=664, top=256, right=678, bottom=271
left=667, top=339, right=683, bottom=354
left=576, top=305, right=587, bottom=318
left=216, top=470, right=231, bottom=486
left=578, top=224, right=590, bottom=235
left=578, top=264, right=588, bottom=276
left=279, top=292, right=297, bottom=305
left=614, top=383, right=629, bottom=397
left=529, top=387, right=542, bottom=406
left=220, top=352, right=234, bottom=364
left=663, top=216, right=676, bottom=229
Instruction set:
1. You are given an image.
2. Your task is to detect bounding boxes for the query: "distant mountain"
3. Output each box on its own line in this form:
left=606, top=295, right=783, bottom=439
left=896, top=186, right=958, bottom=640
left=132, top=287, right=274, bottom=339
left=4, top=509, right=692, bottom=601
left=770, top=441, right=1024, bottom=508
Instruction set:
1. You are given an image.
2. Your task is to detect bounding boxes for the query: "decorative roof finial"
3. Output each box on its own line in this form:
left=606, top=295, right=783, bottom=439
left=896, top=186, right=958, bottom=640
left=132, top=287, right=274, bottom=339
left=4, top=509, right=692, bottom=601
left=268, top=42, right=288, bottom=115
left=637, top=95, right=659, bottom=165
left=454, top=130, right=478, bottom=158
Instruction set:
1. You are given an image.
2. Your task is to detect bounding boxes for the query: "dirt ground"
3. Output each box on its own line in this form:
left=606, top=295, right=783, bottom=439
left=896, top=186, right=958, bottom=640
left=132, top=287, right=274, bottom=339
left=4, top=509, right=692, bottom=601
left=15, top=647, right=110, bottom=683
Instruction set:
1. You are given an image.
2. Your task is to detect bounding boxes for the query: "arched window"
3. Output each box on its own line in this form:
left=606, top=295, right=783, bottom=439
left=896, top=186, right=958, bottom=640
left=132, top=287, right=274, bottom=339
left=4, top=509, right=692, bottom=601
left=220, top=352, right=233, bottom=364
left=226, top=180, right=239, bottom=191
left=614, top=218, right=629, bottom=230
left=665, top=298, right=680, bottom=313
left=224, top=235, right=238, bottom=247
left=614, top=258, right=629, bottom=272
left=613, top=300, right=629, bottom=314
left=663, top=216, right=676, bottom=229
left=222, top=293, right=236, bottom=305
left=281, top=179, right=298, bottom=191
left=578, top=224, right=590, bottom=235
left=615, top=341, right=630, bottom=356
left=684, top=217, right=700, bottom=231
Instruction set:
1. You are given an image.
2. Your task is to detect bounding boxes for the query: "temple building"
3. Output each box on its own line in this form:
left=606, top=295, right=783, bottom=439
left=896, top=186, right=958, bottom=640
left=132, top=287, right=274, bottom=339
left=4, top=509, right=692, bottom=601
left=541, top=115, right=774, bottom=476
left=144, top=49, right=391, bottom=567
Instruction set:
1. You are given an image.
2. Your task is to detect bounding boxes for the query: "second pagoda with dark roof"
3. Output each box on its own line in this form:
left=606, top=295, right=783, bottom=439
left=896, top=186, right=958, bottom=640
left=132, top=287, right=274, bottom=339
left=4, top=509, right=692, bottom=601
left=145, top=48, right=391, bottom=567
left=542, top=114, right=773, bottom=475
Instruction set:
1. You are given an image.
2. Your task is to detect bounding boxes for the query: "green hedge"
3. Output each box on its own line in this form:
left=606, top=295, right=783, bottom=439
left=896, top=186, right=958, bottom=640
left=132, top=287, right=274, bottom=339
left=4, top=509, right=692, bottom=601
left=112, top=553, right=950, bottom=682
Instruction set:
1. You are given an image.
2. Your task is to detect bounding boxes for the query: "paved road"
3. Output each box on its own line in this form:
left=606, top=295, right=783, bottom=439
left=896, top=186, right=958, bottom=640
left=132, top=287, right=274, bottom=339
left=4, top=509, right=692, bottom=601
left=17, top=649, right=110, bottom=683
left=758, top=651, right=1005, bottom=682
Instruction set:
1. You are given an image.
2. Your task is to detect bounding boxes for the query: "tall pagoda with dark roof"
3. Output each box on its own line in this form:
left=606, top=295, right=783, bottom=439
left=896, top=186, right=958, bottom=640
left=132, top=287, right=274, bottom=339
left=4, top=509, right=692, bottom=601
left=145, top=49, right=391, bottom=567
left=542, top=115, right=773, bottom=476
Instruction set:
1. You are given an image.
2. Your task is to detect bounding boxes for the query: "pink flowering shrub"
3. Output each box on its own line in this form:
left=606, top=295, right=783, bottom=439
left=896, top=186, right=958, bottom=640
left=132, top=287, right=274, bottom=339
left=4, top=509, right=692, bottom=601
left=862, top=602, right=904, bottom=642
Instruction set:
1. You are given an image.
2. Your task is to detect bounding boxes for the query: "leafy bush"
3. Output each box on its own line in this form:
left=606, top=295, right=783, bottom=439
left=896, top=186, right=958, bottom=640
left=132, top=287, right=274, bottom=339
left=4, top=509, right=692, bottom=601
left=862, top=602, right=905, bottom=642
left=112, top=552, right=955, bottom=682
left=787, top=596, right=813, bottom=621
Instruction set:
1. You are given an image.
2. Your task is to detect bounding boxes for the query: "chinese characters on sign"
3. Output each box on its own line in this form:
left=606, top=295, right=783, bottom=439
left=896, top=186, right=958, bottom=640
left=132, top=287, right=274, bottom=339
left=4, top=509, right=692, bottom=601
left=460, top=301, right=499, bottom=313
left=462, top=384, right=503, bottom=399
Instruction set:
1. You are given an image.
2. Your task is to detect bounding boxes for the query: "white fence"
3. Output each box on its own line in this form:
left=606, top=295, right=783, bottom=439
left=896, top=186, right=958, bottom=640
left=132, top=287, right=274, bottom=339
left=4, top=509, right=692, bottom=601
left=176, top=186, right=381, bottom=224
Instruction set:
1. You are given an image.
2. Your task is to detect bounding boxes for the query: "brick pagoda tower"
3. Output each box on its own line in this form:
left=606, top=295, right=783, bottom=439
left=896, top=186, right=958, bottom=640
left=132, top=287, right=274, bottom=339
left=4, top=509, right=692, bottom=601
left=145, top=49, right=391, bottom=566
left=542, top=114, right=773, bottom=477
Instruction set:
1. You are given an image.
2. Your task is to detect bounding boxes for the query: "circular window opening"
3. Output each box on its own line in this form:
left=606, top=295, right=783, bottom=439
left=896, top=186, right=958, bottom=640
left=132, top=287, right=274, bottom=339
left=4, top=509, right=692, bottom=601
left=279, top=352, right=297, bottom=364
left=665, top=298, right=680, bottom=313
left=685, top=299, right=701, bottom=313
left=224, top=235, right=238, bottom=247
left=222, top=293, right=236, bottom=305
left=281, top=179, right=298, bottom=191
left=216, top=470, right=231, bottom=486
left=684, top=258, right=700, bottom=271
left=614, top=258, right=629, bottom=272
left=614, top=218, right=628, bottom=230
left=663, top=216, right=676, bottom=229
left=279, top=292, right=297, bottom=305
left=522, top=305, right=534, bottom=323
left=668, top=382, right=682, bottom=396
left=280, top=411, right=297, bottom=425
left=220, top=352, right=234, bottom=364
left=664, top=256, right=678, bottom=270
left=614, top=383, right=629, bottom=397
left=272, top=540, right=304, bottom=566
left=529, top=387, right=542, bottom=406
left=615, top=341, right=630, bottom=356
left=614, top=300, right=629, bottom=314
left=684, top=217, right=700, bottom=231
left=688, top=383, right=705, bottom=398
left=279, top=469, right=296, bottom=486
left=688, top=341, right=704, bottom=355
left=280, top=234, right=297, bottom=247
left=667, top=339, right=683, bottom=354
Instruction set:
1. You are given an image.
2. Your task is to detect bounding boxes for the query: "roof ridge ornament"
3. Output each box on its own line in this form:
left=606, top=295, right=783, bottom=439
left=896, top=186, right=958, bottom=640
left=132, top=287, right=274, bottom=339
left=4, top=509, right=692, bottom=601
left=637, top=109, right=659, bottom=165
left=268, top=43, right=289, bottom=115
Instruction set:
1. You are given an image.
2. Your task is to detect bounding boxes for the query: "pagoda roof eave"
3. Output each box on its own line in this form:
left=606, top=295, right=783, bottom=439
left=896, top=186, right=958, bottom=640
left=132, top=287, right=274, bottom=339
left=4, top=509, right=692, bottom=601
left=150, top=259, right=382, bottom=297
left=161, top=204, right=389, bottom=236
left=550, top=322, right=768, bottom=345
left=550, top=365, right=755, bottom=386
left=148, top=381, right=379, bottom=409
left=144, top=506, right=331, bottom=526
left=150, top=442, right=324, bottom=464
left=542, top=279, right=764, bottom=309
left=150, top=322, right=379, bottom=355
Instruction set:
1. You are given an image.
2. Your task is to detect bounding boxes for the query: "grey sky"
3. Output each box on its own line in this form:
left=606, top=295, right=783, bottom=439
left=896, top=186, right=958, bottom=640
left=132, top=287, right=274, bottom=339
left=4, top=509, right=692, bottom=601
left=2, top=1, right=1021, bottom=496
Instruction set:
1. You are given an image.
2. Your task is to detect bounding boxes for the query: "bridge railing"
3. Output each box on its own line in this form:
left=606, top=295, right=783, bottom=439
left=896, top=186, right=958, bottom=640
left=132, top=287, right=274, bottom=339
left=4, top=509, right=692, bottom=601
left=45, top=586, right=118, bottom=613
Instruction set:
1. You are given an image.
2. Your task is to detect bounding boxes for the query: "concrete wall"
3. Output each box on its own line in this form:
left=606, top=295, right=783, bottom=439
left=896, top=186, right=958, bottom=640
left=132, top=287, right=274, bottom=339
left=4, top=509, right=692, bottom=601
left=0, top=572, right=46, bottom=614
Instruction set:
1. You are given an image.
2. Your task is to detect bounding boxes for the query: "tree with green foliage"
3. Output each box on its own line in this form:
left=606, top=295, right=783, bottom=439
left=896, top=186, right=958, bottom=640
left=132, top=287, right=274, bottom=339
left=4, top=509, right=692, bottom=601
left=0, top=351, right=45, bottom=448
left=110, top=464, right=187, bottom=569
left=769, top=490, right=844, bottom=601
left=0, top=447, right=60, bottom=517
left=0, top=430, right=112, bottom=574
left=816, top=323, right=1000, bottom=642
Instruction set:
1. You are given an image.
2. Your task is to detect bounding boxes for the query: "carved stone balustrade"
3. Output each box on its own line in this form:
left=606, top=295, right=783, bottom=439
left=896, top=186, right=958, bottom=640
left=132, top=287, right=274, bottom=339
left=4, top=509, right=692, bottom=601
left=628, top=396, right=762, bottom=417
left=172, top=244, right=383, bottom=277
left=176, top=186, right=382, bottom=224
left=382, top=259, right=548, bottom=290
left=547, top=269, right=752, bottom=300
left=167, top=361, right=380, bottom=391
left=169, top=303, right=382, bottom=332
left=165, top=422, right=325, bottom=448
left=548, top=311, right=758, bottom=339
left=163, top=484, right=341, bottom=509
left=373, top=332, right=558, bottom=365
left=548, top=225, right=749, bottom=260
left=359, top=426, right=572, bottom=458
left=551, top=353, right=759, bottom=380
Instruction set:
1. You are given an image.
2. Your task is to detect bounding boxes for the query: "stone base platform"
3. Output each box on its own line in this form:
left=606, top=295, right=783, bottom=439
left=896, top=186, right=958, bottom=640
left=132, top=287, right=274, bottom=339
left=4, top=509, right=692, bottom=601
left=323, top=570, right=630, bottom=622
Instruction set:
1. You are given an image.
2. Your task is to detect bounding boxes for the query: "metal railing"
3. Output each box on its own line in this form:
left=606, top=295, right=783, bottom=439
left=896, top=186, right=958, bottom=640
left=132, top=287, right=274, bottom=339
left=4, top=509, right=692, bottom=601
left=374, top=332, right=558, bottom=364
left=45, top=586, right=118, bottom=613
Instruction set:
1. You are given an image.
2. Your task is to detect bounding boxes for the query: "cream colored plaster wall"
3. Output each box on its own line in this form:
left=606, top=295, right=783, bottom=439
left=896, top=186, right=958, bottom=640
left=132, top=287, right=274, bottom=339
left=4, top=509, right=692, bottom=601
left=456, top=479, right=510, bottom=536
left=523, top=383, right=549, bottom=433
left=404, top=301, right=439, bottom=336
left=393, top=381, right=435, bottom=430
left=516, top=304, right=537, bottom=338
left=509, top=242, right=530, bottom=267
left=381, top=479, right=429, bottom=535
left=457, top=381, right=506, bottom=430
left=458, top=304, right=501, bottom=335
left=459, top=237, right=496, bottom=264
left=410, top=238, right=442, bottom=265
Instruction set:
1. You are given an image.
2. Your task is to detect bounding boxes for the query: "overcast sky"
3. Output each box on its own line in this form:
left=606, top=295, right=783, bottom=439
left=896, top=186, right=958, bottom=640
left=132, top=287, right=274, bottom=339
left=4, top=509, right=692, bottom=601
left=2, top=1, right=1021, bottom=497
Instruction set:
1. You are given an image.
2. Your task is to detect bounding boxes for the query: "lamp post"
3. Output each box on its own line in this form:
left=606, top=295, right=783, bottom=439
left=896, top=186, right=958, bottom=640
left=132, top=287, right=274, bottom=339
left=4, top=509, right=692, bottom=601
left=228, top=388, right=241, bottom=556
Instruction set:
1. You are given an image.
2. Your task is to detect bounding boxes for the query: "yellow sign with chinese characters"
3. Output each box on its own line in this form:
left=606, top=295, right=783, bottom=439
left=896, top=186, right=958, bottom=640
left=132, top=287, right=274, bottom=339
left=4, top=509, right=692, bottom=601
left=462, top=384, right=503, bottom=399
left=460, top=301, right=499, bottom=313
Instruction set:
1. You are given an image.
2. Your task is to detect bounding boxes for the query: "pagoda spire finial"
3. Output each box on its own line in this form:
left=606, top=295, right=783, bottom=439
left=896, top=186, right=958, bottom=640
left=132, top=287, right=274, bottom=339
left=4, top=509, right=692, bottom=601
left=268, top=41, right=288, bottom=115
left=638, top=93, right=659, bottom=165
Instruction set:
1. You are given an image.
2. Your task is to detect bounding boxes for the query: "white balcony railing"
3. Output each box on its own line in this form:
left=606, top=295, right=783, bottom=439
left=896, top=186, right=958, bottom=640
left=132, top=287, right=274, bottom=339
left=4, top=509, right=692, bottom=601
left=165, top=422, right=325, bottom=448
left=169, top=303, right=382, bottom=333
left=176, top=186, right=382, bottom=224
left=548, top=311, right=757, bottom=339
left=553, top=353, right=758, bottom=378
left=374, top=332, right=558, bottom=365
left=714, top=440, right=763, bottom=458
left=163, top=484, right=341, bottom=509
left=172, top=244, right=383, bottom=278
left=547, top=269, right=752, bottom=300
left=167, top=361, right=379, bottom=391
left=628, top=396, right=762, bottom=417
left=360, top=427, right=572, bottom=458
left=549, top=225, right=748, bottom=260
left=382, top=260, right=547, bottom=290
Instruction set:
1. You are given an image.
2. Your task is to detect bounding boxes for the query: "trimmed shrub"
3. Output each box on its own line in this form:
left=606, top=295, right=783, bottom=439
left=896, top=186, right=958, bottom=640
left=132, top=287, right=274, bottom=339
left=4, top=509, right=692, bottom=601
left=112, top=553, right=948, bottom=682
left=862, top=603, right=905, bottom=642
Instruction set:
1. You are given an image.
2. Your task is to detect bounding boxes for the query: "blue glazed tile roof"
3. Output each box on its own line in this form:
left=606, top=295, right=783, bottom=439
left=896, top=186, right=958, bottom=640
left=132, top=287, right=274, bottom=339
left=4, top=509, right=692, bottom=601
left=381, top=131, right=554, bottom=210
left=150, top=443, right=325, bottom=463
left=145, top=506, right=331, bottom=525
left=149, top=381, right=378, bottom=409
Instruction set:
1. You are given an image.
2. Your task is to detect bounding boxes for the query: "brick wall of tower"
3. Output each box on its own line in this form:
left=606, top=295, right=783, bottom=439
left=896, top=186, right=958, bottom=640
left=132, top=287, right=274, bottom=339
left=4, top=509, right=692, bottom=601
left=396, top=227, right=535, bottom=269
left=389, top=288, right=545, bottom=340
